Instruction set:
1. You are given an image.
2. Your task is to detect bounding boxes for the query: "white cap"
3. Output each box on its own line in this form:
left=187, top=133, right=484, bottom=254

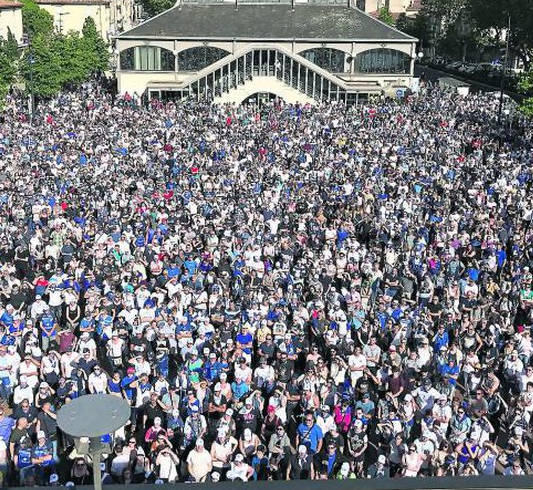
left=196, top=438, right=204, bottom=447
left=378, top=455, right=386, bottom=464
left=49, top=474, right=59, bottom=484
left=235, top=453, right=244, bottom=462
left=298, top=445, right=307, bottom=454
left=37, top=430, right=46, bottom=439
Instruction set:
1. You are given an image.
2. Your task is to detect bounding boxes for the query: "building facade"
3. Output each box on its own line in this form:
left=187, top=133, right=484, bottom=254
left=116, top=2, right=418, bottom=105
left=36, top=0, right=135, bottom=39
left=0, top=0, right=23, bottom=43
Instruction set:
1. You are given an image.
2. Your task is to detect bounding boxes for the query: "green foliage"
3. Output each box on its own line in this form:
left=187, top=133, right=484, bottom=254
left=518, top=69, right=533, bottom=116
left=21, top=34, right=63, bottom=98
left=82, top=17, right=109, bottom=73
left=5, top=29, right=19, bottom=60
left=396, top=12, right=431, bottom=43
left=19, top=14, right=110, bottom=99
left=138, top=0, right=174, bottom=18
left=21, top=0, right=53, bottom=38
left=56, top=33, right=91, bottom=86
left=0, top=34, right=18, bottom=108
left=378, top=7, right=395, bottom=26
left=420, top=0, right=533, bottom=70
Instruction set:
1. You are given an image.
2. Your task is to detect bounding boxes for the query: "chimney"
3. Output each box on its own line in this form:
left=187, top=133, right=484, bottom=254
left=291, top=0, right=294, bottom=11
left=235, top=0, right=238, bottom=10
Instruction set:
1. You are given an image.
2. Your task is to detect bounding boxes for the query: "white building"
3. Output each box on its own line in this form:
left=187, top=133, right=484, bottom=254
left=116, top=1, right=418, bottom=105
left=0, top=0, right=23, bottom=43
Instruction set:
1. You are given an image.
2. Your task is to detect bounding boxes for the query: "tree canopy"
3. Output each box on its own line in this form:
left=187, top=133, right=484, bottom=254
left=377, top=7, right=395, bottom=27
left=18, top=1, right=110, bottom=100
left=138, top=0, right=174, bottom=19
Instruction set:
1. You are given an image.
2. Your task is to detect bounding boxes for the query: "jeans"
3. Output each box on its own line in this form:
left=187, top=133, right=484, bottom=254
left=0, top=376, right=11, bottom=401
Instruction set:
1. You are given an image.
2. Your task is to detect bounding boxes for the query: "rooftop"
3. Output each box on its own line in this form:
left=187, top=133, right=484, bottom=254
left=0, top=0, right=22, bottom=8
left=36, top=0, right=109, bottom=4
left=119, top=4, right=416, bottom=41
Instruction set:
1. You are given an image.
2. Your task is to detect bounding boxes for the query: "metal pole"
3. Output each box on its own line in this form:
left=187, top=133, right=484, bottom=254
left=92, top=452, right=102, bottom=490
left=29, top=50, right=34, bottom=126
left=498, top=13, right=511, bottom=125
left=90, top=437, right=103, bottom=490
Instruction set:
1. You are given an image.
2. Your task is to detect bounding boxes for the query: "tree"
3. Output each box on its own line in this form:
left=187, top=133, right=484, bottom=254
left=21, top=0, right=53, bottom=38
left=378, top=7, right=395, bottom=26
left=81, top=17, right=109, bottom=73
left=56, top=33, right=92, bottom=87
left=396, top=12, right=431, bottom=43
left=468, top=0, right=533, bottom=71
left=518, top=69, right=533, bottom=116
left=0, top=35, right=18, bottom=108
left=21, top=34, right=63, bottom=98
left=138, top=0, right=174, bottom=18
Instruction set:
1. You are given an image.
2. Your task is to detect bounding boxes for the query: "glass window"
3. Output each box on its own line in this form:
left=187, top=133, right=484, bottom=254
left=300, top=48, right=346, bottom=73
left=355, top=48, right=410, bottom=74
left=119, top=47, right=175, bottom=71
left=178, top=47, right=229, bottom=72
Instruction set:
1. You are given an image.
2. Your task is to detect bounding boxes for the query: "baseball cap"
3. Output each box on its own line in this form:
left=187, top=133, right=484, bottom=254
left=235, top=454, right=244, bottom=462
left=49, top=474, right=59, bottom=484
left=378, top=455, right=386, bottom=464
left=37, top=430, right=46, bottom=439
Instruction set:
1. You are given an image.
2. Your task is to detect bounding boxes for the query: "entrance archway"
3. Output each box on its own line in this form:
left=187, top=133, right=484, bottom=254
left=243, top=92, right=283, bottom=107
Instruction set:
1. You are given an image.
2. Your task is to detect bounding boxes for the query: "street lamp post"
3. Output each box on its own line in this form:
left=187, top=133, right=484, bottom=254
left=57, top=395, right=130, bottom=490
left=498, top=13, right=511, bottom=125
left=28, top=50, right=35, bottom=126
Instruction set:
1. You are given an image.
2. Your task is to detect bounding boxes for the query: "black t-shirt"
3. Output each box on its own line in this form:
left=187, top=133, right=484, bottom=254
left=37, top=412, right=58, bottom=441
left=259, top=341, right=276, bottom=361
left=277, top=359, right=294, bottom=383
left=143, top=403, right=165, bottom=427
left=13, top=406, right=38, bottom=424
left=10, top=292, right=27, bottom=309
left=428, top=302, right=442, bottom=316
left=9, top=427, right=30, bottom=447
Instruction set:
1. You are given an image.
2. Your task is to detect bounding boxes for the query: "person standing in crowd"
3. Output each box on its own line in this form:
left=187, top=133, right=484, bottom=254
left=0, top=83, right=528, bottom=484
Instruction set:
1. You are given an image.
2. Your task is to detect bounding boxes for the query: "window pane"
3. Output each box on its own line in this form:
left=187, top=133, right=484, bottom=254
left=355, top=48, right=410, bottom=74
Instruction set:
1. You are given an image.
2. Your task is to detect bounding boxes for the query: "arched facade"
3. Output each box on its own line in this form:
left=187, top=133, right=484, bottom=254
left=177, top=46, right=230, bottom=72
left=354, top=48, right=411, bottom=74
left=120, top=46, right=175, bottom=71
left=299, top=48, right=346, bottom=73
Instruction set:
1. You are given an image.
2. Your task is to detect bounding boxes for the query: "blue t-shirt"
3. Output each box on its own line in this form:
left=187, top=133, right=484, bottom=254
left=297, top=423, right=323, bottom=453
left=17, top=448, right=32, bottom=468
left=32, top=443, right=54, bottom=466
left=40, top=315, right=56, bottom=338
left=236, top=332, right=253, bottom=354
left=0, top=312, right=13, bottom=328
left=440, top=363, right=459, bottom=385
left=121, top=375, right=137, bottom=400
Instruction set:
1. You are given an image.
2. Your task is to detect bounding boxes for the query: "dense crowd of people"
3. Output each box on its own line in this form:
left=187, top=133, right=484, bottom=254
left=0, top=83, right=530, bottom=487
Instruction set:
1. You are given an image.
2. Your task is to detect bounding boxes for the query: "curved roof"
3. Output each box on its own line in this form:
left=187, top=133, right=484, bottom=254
left=119, top=4, right=417, bottom=41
